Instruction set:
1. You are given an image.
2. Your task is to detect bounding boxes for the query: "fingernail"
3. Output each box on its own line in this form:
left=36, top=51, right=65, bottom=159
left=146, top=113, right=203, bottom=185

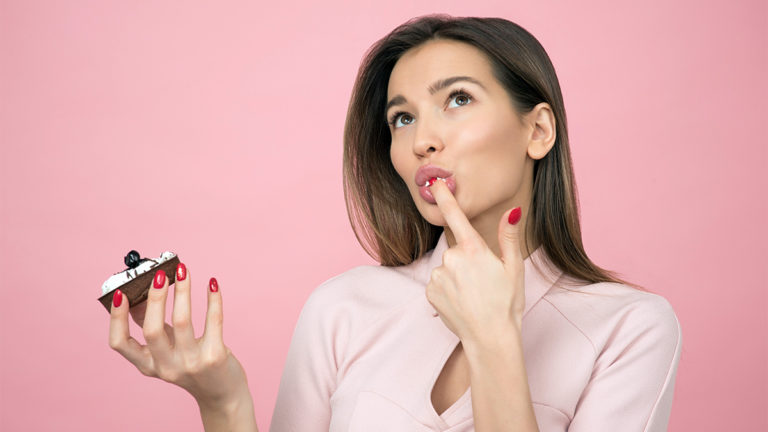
left=153, top=270, right=166, bottom=289
left=428, top=177, right=437, bottom=186
left=176, top=263, right=187, bottom=281
left=209, top=277, right=218, bottom=293
left=113, top=289, right=123, bottom=308
left=508, top=207, right=522, bottom=225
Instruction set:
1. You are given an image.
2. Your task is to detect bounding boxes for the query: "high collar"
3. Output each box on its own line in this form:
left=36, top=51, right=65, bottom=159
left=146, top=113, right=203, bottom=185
left=414, top=231, right=564, bottom=318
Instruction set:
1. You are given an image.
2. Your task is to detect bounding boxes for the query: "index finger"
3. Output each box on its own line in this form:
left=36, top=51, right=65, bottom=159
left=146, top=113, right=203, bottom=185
left=429, top=179, right=481, bottom=246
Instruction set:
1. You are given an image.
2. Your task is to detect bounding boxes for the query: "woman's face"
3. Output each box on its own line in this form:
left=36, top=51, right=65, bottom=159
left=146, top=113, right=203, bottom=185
left=387, top=39, right=547, bottom=239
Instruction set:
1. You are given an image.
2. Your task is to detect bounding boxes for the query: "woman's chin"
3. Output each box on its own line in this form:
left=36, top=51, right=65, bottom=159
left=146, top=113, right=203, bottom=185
left=416, top=209, right=449, bottom=228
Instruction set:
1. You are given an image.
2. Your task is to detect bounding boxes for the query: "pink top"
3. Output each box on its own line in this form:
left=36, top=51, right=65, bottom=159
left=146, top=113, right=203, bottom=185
left=270, top=232, right=682, bottom=431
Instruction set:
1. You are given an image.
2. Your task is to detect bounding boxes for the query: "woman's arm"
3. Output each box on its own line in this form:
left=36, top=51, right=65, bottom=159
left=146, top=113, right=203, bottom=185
left=464, top=327, right=539, bottom=432
left=568, top=296, right=682, bottom=432
left=197, top=375, right=258, bottom=432
left=425, top=180, right=539, bottom=431
left=270, top=281, right=341, bottom=431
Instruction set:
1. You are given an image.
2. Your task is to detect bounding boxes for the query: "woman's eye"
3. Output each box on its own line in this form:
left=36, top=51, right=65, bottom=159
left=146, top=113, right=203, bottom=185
left=393, top=113, right=414, bottom=128
left=448, top=93, right=472, bottom=108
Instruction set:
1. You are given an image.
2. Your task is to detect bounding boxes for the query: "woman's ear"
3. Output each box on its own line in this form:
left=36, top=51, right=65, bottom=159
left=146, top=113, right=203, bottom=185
left=526, top=102, right=557, bottom=160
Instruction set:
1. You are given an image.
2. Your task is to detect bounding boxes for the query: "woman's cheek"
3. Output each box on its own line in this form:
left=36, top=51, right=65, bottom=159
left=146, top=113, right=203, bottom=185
left=453, top=117, right=496, bottom=149
left=389, top=153, right=417, bottom=202
left=389, top=145, right=408, bottom=180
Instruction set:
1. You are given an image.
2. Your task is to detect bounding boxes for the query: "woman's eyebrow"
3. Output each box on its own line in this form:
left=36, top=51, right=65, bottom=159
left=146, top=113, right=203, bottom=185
left=427, top=76, right=485, bottom=94
left=386, top=76, right=485, bottom=113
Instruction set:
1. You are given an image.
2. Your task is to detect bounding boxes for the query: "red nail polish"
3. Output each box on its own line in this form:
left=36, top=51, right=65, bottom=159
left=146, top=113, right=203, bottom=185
left=428, top=177, right=437, bottom=186
left=113, top=289, right=123, bottom=308
left=176, top=263, right=187, bottom=281
left=209, top=277, right=218, bottom=293
left=508, top=207, right=522, bottom=225
left=153, top=270, right=166, bottom=289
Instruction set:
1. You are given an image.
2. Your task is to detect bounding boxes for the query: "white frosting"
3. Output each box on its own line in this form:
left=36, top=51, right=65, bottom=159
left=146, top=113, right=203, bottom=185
left=101, top=251, right=177, bottom=295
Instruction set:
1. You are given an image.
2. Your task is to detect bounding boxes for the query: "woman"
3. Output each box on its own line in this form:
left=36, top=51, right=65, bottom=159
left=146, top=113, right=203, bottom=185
left=108, top=15, right=682, bottom=432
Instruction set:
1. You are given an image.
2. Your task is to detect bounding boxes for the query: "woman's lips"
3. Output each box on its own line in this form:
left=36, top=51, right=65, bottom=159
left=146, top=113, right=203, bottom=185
left=417, top=176, right=456, bottom=204
left=415, top=164, right=452, bottom=186
left=415, top=164, right=456, bottom=204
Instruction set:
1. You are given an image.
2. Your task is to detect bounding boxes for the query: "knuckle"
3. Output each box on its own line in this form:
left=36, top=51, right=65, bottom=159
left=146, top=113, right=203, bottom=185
left=137, top=365, right=156, bottom=378
left=203, top=347, right=228, bottom=368
left=502, top=230, right=520, bottom=244
left=175, top=280, right=190, bottom=292
left=464, top=240, right=482, bottom=254
left=157, top=366, right=180, bottom=383
left=108, top=336, right=122, bottom=351
left=442, top=249, right=456, bottom=267
left=147, top=287, right=164, bottom=300
left=183, top=356, right=204, bottom=375
left=207, top=310, right=223, bottom=328
left=430, top=267, right=442, bottom=279
left=172, top=315, right=191, bottom=330
left=143, top=325, right=164, bottom=341
left=173, top=285, right=190, bottom=300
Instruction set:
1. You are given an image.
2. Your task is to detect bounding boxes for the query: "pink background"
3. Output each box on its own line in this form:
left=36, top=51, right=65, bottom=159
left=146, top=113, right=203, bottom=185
left=1, top=1, right=766, bottom=431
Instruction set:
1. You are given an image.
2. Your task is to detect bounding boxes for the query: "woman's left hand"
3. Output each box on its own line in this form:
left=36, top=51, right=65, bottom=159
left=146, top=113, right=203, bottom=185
left=426, top=179, right=526, bottom=347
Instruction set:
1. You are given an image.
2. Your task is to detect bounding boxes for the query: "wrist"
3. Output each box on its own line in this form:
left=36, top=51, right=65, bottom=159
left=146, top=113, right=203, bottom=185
left=196, top=383, right=257, bottom=432
left=463, top=319, right=521, bottom=354
left=194, top=354, right=258, bottom=432
left=195, top=380, right=252, bottom=413
left=464, top=326, right=523, bottom=365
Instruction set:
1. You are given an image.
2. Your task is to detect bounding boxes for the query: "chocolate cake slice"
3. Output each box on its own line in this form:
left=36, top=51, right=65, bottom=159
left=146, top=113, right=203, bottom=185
left=98, top=251, right=180, bottom=312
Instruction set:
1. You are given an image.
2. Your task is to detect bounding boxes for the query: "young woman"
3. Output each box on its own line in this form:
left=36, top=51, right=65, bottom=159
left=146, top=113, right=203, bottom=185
left=108, top=15, right=682, bottom=432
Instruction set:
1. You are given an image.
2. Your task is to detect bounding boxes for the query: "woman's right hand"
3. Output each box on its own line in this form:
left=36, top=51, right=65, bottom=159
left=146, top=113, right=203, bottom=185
left=108, top=263, right=258, bottom=431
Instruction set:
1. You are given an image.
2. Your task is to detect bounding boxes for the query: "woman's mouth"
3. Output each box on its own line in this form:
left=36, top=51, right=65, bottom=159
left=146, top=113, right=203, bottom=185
left=415, top=165, right=457, bottom=204
left=417, top=176, right=457, bottom=204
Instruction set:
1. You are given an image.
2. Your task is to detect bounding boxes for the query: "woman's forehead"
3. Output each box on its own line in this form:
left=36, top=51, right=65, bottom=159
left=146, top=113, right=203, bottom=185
left=387, top=40, right=494, bottom=97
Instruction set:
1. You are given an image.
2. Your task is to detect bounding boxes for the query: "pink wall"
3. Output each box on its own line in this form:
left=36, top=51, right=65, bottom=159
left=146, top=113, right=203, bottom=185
left=1, top=1, right=765, bottom=431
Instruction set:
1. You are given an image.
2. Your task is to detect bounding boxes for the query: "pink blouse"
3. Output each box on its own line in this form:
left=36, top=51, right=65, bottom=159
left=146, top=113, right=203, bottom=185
left=270, top=232, right=682, bottom=431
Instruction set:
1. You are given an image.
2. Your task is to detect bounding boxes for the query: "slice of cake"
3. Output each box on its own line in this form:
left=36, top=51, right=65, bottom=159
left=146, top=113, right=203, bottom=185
left=98, top=250, right=180, bottom=311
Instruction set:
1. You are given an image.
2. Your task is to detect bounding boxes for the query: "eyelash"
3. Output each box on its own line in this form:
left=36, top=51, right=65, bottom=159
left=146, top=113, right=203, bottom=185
left=387, top=88, right=474, bottom=127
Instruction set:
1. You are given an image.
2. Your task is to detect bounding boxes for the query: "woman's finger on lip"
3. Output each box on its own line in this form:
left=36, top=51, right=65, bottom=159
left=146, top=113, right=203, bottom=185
left=430, top=179, right=479, bottom=246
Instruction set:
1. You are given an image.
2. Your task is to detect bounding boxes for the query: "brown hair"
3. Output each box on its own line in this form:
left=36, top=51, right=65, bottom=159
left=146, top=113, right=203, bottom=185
left=343, top=15, right=645, bottom=291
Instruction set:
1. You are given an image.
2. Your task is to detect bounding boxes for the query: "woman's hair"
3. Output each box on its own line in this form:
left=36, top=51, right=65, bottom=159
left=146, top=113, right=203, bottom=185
left=343, top=14, right=644, bottom=290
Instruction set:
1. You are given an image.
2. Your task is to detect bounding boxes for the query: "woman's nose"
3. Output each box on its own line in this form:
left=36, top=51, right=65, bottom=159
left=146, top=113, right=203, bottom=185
left=412, top=114, right=444, bottom=157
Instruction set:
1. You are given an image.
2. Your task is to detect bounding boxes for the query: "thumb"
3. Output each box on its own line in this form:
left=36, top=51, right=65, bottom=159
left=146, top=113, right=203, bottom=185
left=498, top=206, right=523, bottom=269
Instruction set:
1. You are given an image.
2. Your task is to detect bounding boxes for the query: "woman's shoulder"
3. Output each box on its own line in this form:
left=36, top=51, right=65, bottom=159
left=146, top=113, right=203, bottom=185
left=542, top=278, right=682, bottom=354
left=313, top=263, right=423, bottom=297
left=298, top=264, right=426, bottom=328
left=548, top=278, right=678, bottom=315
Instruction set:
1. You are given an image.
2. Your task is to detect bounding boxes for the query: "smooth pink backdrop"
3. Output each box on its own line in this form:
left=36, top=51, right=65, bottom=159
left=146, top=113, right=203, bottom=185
left=1, top=1, right=766, bottom=431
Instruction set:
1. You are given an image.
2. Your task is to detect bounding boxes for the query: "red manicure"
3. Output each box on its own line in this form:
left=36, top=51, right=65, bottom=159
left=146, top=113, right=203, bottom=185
left=176, top=263, right=187, bottom=281
left=113, top=289, right=123, bottom=308
left=153, top=270, right=166, bottom=289
left=508, top=207, right=522, bottom=225
left=209, top=277, right=219, bottom=293
left=428, top=177, right=437, bottom=187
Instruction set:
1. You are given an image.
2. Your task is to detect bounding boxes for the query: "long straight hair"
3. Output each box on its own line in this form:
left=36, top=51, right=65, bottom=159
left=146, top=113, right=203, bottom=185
left=343, top=15, right=643, bottom=291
